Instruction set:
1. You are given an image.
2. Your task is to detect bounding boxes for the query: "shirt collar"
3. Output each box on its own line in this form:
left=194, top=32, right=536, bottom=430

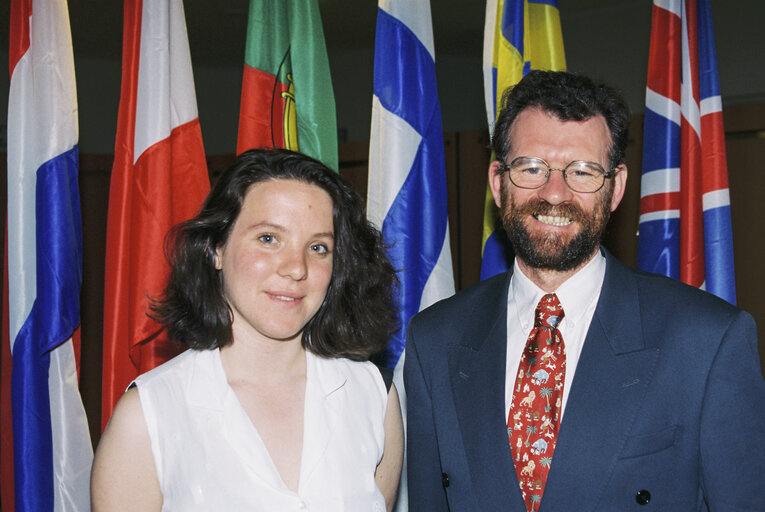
left=187, top=349, right=349, bottom=410
left=510, top=250, right=606, bottom=332
left=306, top=350, right=347, bottom=397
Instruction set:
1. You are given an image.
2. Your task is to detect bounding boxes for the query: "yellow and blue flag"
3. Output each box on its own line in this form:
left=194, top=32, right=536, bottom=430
left=481, top=0, right=566, bottom=279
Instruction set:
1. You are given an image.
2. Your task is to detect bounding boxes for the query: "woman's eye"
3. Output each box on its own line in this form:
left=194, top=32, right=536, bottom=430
left=310, top=244, right=329, bottom=254
left=258, top=234, right=276, bottom=244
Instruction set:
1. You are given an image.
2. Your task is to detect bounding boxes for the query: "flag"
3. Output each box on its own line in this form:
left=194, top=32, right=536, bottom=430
left=102, top=0, right=210, bottom=429
left=480, top=0, right=566, bottom=279
left=237, top=0, right=338, bottom=170
left=4, top=0, right=92, bottom=509
left=368, top=0, right=454, bottom=380
left=368, top=1, right=456, bottom=508
left=638, top=0, right=735, bottom=304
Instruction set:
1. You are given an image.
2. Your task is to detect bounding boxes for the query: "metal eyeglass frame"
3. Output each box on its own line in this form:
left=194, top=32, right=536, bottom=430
left=501, top=156, right=617, bottom=194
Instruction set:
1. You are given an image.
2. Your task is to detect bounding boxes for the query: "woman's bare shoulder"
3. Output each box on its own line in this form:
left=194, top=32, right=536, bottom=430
left=91, top=387, right=162, bottom=511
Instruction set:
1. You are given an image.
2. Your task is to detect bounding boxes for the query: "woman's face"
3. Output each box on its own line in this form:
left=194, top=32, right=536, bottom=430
left=215, top=178, right=334, bottom=345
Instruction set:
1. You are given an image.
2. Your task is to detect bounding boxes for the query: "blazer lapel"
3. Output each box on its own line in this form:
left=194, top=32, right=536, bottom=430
left=541, top=252, right=661, bottom=511
left=448, top=272, right=527, bottom=511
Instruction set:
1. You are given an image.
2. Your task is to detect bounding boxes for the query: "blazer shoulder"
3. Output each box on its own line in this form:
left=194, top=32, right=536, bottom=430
left=411, top=272, right=509, bottom=327
left=633, top=266, right=739, bottom=314
left=610, top=258, right=750, bottom=332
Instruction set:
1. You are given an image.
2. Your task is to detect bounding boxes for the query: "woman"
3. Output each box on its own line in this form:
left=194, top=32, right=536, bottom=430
left=92, top=149, right=403, bottom=511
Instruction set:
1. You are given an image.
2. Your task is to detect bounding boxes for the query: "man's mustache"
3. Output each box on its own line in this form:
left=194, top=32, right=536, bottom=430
left=513, top=199, right=586, bottom=224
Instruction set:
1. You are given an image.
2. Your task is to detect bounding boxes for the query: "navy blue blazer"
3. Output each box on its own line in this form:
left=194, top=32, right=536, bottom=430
left=404, top=251, right=765, bottom=511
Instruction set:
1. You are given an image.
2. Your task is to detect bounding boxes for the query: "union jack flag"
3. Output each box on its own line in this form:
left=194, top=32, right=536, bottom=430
left=638, top=0, right=736, bottom=304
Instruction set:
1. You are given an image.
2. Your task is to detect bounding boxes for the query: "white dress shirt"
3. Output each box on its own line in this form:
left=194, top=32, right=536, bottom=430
left=504, top=251, right=606, bottom=422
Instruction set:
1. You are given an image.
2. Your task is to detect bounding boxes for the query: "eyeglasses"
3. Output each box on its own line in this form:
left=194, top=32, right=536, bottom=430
left=502, top=156, right=616, bottom=194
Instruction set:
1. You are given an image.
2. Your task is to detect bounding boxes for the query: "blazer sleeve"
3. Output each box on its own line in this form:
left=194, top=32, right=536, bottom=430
left=404, top=320, right=449, bottom=511
left=699, top=309, right=765, bottom=510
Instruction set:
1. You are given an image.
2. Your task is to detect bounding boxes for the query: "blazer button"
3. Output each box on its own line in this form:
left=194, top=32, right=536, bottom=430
left=441, top=472, right=450, bottom=488
left=635, top=489, right=651, bottom=505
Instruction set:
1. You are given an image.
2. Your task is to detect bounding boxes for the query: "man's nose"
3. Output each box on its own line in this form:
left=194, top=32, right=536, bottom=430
left=537, top=169, right=573, bottom=205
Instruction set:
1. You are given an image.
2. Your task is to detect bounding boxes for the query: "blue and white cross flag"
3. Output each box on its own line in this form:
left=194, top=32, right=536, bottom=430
left=368, top=1, right=455, bottom=508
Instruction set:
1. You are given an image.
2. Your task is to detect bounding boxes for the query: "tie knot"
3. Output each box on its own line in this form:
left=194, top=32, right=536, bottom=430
left=535, top=293, right=564, bottom=329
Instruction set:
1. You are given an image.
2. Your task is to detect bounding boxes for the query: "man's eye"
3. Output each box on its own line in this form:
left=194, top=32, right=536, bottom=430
left=569, top=169, right=594, bottom=177
left=568, top=163, right=601, bottom=178
left=522, top=167, right=544, bottom=175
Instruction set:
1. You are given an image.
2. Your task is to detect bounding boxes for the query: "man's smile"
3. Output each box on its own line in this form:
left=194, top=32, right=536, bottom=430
left=533, top=214, right=574, bottom=227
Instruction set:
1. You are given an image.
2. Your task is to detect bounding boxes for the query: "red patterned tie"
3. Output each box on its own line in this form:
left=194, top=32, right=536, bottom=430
left=507, top=293, right=566, bottom=512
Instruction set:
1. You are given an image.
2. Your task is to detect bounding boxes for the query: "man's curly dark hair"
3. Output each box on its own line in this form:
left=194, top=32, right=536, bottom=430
left=150, top=148, right=399, bottom=360
left=491, top=70, right=630, bottom=170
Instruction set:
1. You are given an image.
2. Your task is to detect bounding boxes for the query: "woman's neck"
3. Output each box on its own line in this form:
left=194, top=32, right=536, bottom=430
left=220, top=330, right=307, bottom=385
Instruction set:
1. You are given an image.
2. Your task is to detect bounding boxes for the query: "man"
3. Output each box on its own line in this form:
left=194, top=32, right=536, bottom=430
left=405, top=71, right=765, bottom=511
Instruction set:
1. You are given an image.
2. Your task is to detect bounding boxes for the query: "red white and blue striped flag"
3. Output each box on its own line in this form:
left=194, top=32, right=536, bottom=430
left=638, top=0, right=736, bottom=304
left=3, top=0, right=93, bottom=509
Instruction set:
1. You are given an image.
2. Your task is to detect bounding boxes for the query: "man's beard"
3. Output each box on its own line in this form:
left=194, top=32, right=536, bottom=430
left=500, top=180, right=612, bottom=272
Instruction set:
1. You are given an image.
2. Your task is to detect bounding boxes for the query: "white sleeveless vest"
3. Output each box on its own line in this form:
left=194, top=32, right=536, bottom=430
left=134, top=348, right=388, bottom=511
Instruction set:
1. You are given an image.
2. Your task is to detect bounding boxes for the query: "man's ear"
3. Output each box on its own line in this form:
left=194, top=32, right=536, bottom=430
left=610, top=164, right=628, bottom=212
left=488, top=160, right=505, bottom=208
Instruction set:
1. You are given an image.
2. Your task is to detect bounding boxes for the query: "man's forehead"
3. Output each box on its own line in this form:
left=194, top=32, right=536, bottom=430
left=507, top=108, right=612, bottom=156
left=512, top=107, right=608, bottom=129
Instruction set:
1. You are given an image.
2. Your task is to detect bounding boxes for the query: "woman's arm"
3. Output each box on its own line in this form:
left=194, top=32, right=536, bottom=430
left=91, top=387, right=162, bottom=512
left=375, top=383, right=404, bottom=512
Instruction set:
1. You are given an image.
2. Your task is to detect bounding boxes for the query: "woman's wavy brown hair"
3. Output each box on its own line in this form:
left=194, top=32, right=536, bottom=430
left=150, top=149, right=398, bottom=360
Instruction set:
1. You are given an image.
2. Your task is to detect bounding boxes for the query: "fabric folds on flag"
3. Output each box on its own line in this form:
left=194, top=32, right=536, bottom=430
left=368, top=2, right=455, bottom=509
left=102, top=0, right=210, bottom=429
left=4, top=0, right=92, bottom=510
left=480, top=0, right=566, bottom=280
left=368, top=0, right=454, bottom=376
left=237, top=0, right=338, bottom=170
left=638, top=0, right=735, bottom=304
